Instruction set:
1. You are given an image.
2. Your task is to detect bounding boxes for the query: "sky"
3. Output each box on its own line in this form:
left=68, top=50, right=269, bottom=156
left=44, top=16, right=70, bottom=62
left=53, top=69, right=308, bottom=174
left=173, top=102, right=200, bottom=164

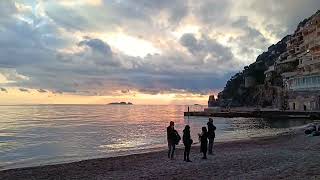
left=0, top=0, right=319, bottom=105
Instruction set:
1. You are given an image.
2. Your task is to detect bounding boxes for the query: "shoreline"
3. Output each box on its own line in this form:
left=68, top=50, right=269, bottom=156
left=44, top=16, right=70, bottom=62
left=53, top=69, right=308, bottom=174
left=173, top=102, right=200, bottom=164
left=185, top=110, right=320, bottom=119
left=2, top=126, right=320, bottom=179
left=0, top=126, right=298, bottom=172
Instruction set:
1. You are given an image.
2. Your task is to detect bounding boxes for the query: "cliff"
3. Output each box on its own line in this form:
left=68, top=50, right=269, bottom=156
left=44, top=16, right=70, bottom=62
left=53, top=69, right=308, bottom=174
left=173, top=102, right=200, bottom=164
left=216, top=10, right=320, bottom=108
left=217, top=36, right=289, bottom=107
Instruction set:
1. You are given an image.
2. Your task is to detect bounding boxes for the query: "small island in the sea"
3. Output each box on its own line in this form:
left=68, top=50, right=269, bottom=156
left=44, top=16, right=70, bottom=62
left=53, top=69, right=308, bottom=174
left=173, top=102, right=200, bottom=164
left=108, top=102, right=133, bottom=105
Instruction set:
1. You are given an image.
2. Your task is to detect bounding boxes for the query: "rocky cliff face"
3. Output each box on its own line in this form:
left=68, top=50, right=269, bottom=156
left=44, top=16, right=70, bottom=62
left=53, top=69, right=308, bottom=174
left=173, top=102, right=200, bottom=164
left=217, top=35, right=289, bottom=107
left=216, top=11, right=320, bottom=108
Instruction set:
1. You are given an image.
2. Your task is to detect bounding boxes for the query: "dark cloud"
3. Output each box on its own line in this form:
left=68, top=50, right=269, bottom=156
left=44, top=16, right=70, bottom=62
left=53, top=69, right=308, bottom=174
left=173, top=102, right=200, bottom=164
left=180, top=33, right=234, bottom=64
left=180, top=33, right=199, bottom=54
left=0, top=87, right=7, bottom=92
left=77, top=37, right=121, bottom=66
left=121, top=89, right=130, bottom=94
left=19, top=88, right=29, bottom=92
left=37, top=89, right=47, bottom=93
left=78, top=38, right=112, bottom=56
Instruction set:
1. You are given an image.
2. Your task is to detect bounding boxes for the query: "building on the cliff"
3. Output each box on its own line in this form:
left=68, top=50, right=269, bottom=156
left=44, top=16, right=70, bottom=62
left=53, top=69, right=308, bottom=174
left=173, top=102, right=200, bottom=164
left=208, top=95, right=219, bottom=107
left=281, top=11, right=320, bottom=111
left=264, top=65, right=275, bottom=83
left=216, top=10, right=320, bottom=110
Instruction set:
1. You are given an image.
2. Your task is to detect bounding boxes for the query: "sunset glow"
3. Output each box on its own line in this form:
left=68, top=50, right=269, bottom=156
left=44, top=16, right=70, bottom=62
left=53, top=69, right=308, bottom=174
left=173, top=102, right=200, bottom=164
left=0, top=0, right=319, bottom=105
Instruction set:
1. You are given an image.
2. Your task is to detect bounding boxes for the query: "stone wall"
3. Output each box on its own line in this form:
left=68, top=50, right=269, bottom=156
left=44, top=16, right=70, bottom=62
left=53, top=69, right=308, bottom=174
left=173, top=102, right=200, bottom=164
left=288, top=91, right=320, bottom=111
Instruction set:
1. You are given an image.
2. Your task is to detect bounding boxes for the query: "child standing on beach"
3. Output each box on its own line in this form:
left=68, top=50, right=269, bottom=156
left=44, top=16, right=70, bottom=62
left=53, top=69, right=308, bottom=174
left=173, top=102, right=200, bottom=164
left=199, top=127, right=208, bottom=159
left=183, top=125, right=193, bottom=162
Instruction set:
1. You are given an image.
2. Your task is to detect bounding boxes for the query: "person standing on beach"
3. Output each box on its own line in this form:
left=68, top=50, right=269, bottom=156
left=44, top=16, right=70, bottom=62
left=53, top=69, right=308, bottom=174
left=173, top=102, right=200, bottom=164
left=207, top=118, right=216, bottom=155
left=183, top=125, right=193, bottom=162
left=167, top=121, right=177, bottom=159
left=199, top=127, right=208, bottom=159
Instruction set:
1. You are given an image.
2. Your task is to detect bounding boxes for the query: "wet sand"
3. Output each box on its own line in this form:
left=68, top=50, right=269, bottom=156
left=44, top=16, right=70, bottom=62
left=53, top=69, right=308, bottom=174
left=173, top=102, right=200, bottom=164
left=1, top=128, right=320, bottom=180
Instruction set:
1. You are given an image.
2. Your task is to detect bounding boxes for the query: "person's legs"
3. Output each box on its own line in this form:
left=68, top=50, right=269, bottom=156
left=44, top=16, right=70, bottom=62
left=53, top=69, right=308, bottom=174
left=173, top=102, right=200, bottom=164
left=168, top=143, right=172, bottom=158
left=202, top=151, right=207, bottom=159
left=184, top=146, right=187, bottom=161
left=208, top=138, right=213, bottom=154
left=202, top=146, right=207, bottom=159
left=170, top=144, right=175, bottom=159
left=186, top=145, right=191, bottom=161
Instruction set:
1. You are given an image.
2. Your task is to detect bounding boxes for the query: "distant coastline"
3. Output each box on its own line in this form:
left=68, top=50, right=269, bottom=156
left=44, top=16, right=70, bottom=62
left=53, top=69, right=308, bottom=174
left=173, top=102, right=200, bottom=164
left=108, top=102, right=133, bottom=105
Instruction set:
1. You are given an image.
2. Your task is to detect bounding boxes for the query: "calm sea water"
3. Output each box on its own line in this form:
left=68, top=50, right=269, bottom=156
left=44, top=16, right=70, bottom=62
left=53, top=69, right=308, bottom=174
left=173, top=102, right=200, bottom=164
left=0, top=105, right=312, bottom=170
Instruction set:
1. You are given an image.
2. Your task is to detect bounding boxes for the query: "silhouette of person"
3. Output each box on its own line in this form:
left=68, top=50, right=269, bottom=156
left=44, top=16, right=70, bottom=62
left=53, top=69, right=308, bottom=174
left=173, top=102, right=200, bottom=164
left=167, top=121, right=177, bottom=159
left=183, top=125, right=193, bottom=162
left=199, top=126, right=208, bottom=159
left=207, top=118, right=216, bottom=154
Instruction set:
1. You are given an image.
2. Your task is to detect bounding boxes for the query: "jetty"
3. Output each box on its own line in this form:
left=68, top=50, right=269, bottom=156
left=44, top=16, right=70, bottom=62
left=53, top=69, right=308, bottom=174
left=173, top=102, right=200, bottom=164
left=184, top=109, right=320, bottom=119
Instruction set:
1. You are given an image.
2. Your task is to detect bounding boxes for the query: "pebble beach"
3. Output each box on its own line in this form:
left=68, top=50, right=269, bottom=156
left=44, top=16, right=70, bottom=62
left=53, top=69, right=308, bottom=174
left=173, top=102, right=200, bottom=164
left=1, top=127, right=320, bottom=180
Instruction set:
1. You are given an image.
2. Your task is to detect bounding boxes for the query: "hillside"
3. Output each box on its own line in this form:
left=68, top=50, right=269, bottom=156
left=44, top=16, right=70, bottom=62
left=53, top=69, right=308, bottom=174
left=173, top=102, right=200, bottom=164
left=216, top=10, right=320, bottom=108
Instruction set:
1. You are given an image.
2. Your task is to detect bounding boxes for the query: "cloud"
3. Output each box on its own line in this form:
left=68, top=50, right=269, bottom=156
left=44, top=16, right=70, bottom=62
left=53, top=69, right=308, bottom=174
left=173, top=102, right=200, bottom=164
left=0, top=0, right=318, bottom=98
left=121, top=89, right=130, bottom=94
left=0, top=1, right=17, bottom=19
left=234, top=0, right=320, bottom=39
left=78, top=38, right=112, bottom=56
left=53, top=90, right=63, bottom=94
left=0, top=87, right=7, bottom=92
left=179, top=33, right=234, bottom=65
left=194, top=0, right=231, bottom=26
left=19, top=88, right=29, bottom=92
left=77, top=37, right=120, bottom=66
left=37, top=89, right=47, bottom=93
left=227, top=16, right=268, bottom=59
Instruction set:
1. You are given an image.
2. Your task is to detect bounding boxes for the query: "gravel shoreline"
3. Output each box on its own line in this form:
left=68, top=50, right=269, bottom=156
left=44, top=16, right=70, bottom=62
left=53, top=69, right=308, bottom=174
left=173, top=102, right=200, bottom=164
left=1, top=128, right=320, bottom=180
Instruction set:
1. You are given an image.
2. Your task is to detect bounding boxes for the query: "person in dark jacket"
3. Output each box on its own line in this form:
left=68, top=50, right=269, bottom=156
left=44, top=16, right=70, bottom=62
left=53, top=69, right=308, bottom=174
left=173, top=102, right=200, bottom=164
left=199, top=126, right=208, bottom=159
left=207, top=118, right=216, bottom=154
left=167, top=121, right=177, bottom=159
left=183, top=125, right=193, bottom=162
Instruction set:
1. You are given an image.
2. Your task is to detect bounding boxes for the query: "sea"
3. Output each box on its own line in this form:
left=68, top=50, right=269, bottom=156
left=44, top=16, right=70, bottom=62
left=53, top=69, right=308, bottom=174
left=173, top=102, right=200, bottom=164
left=0, top=105, right=313, bottom=170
